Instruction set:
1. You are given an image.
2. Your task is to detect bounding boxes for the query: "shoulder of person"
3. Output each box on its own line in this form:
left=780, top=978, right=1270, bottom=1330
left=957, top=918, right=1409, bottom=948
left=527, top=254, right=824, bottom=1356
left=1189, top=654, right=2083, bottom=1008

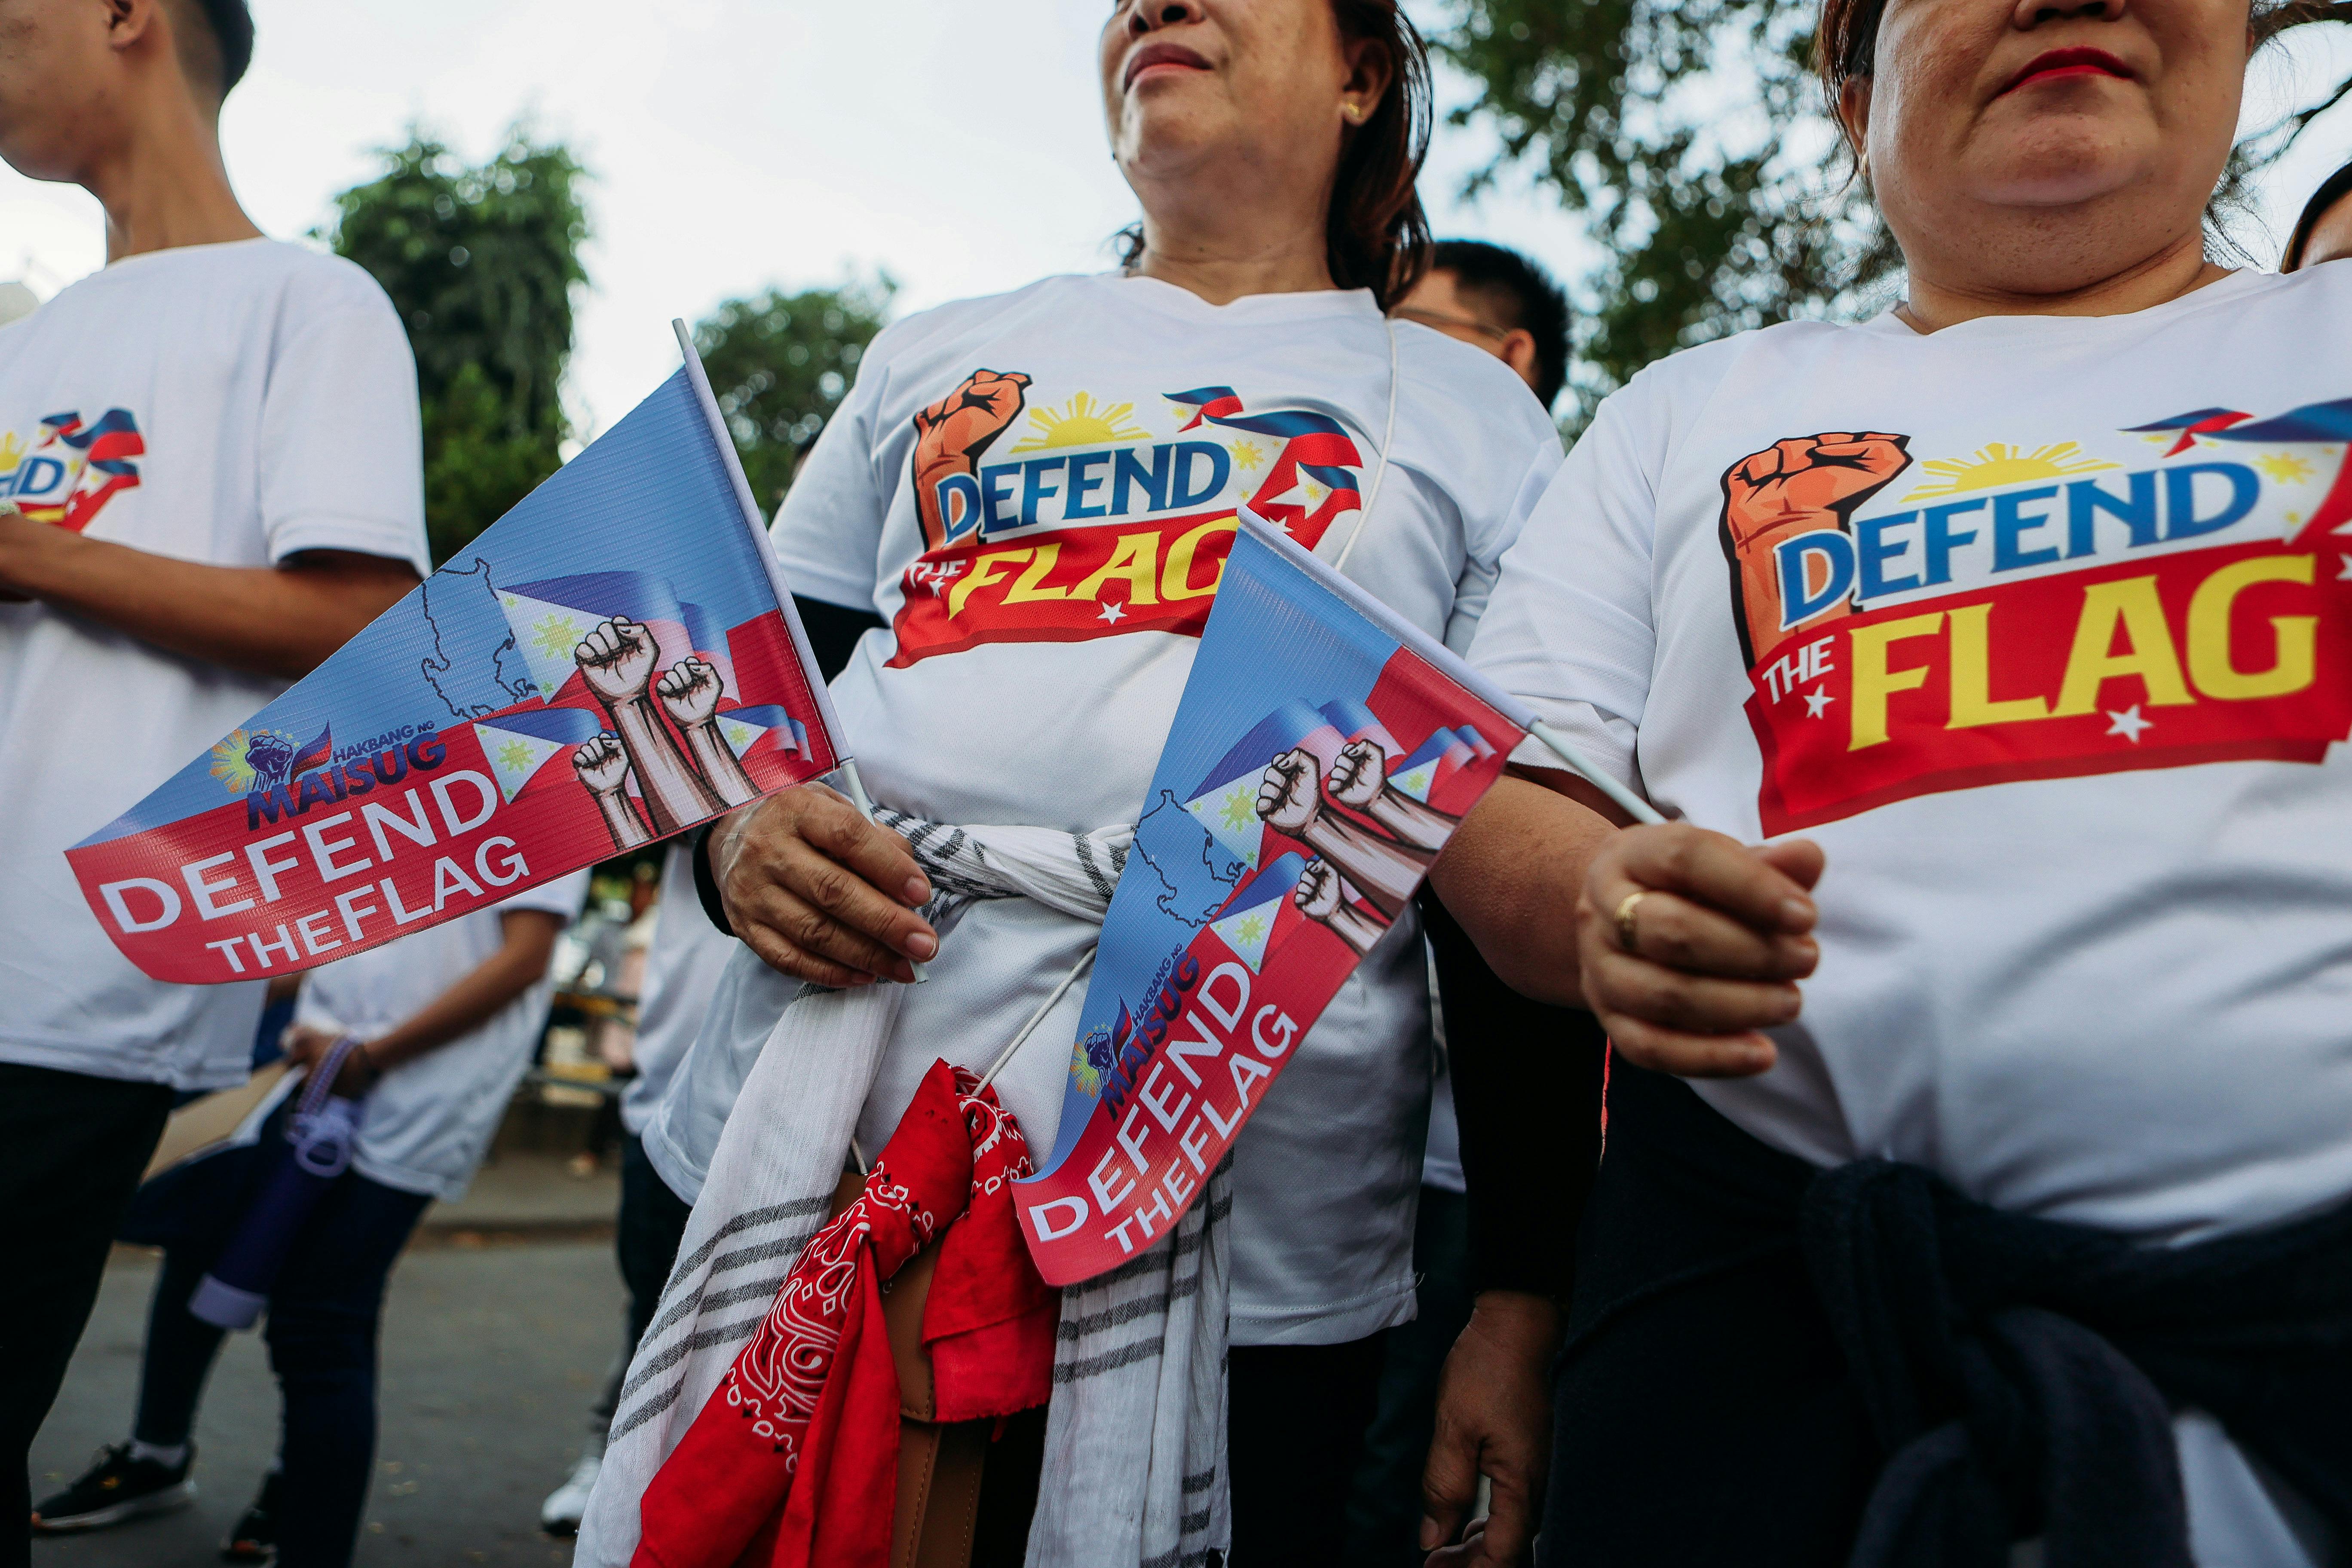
left=858, top=275, right=1085, bottom=372
left=1387, top=318, right=1562, bottom=503
left=250, top=243, right=408, bottom=326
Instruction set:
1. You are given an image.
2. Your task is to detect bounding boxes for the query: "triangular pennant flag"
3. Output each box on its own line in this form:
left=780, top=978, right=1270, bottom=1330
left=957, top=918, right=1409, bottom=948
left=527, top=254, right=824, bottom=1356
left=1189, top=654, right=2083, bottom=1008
left=1184, top=769, right=1269, bottom=870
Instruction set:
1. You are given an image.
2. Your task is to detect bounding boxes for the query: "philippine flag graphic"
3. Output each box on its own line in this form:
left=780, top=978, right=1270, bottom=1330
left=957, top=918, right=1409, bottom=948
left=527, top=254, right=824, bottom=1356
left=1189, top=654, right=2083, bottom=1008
left=497, top=572, right=738, bottom=704
left=286, top=725, right=335, bottom=778
left=472, top=707, right=608, bottom=803
left=1180, top=699, right=1406, bottom=869
left=1204, top=852, right=1310, bottom=974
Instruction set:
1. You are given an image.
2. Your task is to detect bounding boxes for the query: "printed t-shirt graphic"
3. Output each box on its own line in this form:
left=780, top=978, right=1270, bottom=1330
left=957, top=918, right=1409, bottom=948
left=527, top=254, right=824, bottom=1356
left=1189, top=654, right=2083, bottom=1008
left=0, top=407, right=146, bottom=532
left=768, top=272, right=1563, bottom=1344
left=888, top=368, right=1367, bottom=666
left=1718, top=400, right=2352, bottom=833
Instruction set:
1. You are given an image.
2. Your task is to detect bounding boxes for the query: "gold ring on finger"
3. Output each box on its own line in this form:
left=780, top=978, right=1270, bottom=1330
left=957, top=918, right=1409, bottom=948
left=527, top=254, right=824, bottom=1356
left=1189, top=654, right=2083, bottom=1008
left=1614, top=890, right=1648, bottom=954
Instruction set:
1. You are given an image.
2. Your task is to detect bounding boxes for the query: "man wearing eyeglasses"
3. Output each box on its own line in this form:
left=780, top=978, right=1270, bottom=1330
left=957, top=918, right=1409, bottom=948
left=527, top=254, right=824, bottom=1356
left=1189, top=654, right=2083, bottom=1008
left=1393, top=240, right=1569, bottom=412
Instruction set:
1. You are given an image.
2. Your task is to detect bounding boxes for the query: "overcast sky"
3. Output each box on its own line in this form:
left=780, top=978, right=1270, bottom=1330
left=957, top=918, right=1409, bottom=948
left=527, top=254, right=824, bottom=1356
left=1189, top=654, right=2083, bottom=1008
left=6, top=2, right=2349, bottom=436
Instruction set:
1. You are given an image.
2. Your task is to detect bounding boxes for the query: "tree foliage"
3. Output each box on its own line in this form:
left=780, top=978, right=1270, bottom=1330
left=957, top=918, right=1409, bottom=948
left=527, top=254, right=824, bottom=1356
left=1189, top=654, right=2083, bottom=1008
left=321, top=128, right=589, bottom=562
left=1435, top=0, right=2350, bottom=426
left=692, top=279, right=895, bottom=518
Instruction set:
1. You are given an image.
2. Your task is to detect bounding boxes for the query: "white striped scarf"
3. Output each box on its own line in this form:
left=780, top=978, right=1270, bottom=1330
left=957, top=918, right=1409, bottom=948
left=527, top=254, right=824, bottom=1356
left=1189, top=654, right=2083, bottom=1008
left=573, top=815, right=1232, bottom=1568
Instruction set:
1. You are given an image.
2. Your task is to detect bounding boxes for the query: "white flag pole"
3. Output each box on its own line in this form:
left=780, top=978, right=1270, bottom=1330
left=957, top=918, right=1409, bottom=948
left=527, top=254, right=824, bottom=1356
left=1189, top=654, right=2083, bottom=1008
left=671, top=318, right=925, bottom=980
left=1528, top=720, right=1666, bottom=827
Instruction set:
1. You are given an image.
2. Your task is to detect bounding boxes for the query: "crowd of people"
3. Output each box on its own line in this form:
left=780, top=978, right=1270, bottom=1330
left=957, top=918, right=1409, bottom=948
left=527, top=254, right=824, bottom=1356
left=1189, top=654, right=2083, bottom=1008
left=3, top=0, right=2349, bottom=1566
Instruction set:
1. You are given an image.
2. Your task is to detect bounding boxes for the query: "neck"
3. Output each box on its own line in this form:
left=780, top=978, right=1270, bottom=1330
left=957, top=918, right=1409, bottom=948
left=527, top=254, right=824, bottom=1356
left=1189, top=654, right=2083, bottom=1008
left=85, top=94, right=262, bottom=263
left=1127, top=163, right=1335, bottom=305
left=1897, top=227, right=2228, bottom=333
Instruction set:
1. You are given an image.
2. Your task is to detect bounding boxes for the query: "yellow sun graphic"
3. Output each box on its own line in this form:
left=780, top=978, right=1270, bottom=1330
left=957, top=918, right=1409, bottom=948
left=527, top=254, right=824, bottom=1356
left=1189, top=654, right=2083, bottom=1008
left=0, top=432, right=22, bottom=476
left=2257, top=452, right=2315, bottom=484
left=1231, top=913, right=1268, bottom=947
left=209, top=730, right=259, bottom=793
left=1008, top=392, right=1152, bottom=453
left=1902, top=442, right=2117, bottom=502
left=530, top=611, right=584, bottom=660
left=497, top=738, right=537, bottom=773
left=1229, top=440, right=1265, bottom=473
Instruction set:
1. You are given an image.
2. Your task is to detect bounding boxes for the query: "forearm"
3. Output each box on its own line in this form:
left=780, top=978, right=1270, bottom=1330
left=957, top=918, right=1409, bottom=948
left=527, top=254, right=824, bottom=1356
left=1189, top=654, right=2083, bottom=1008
left=361, top=947, right=547, bottom=1072
left=0, top=524, right=416, bottom=679
left=684, top=723, right=760, bottom=805
left=1430, top=773, right=1619, bottom=1008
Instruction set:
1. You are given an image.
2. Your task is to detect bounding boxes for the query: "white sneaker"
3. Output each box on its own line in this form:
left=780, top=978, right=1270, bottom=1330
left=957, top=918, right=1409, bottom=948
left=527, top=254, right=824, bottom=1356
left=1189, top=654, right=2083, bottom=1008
left=539, top=1451, right=602, bottom=1537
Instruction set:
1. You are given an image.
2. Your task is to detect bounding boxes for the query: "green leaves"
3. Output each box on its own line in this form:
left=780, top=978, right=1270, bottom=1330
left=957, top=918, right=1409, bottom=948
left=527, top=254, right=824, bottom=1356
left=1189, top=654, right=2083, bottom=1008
left=692, top=280, right=895, bottom=519
left=321, top=126, right=588, bottom=563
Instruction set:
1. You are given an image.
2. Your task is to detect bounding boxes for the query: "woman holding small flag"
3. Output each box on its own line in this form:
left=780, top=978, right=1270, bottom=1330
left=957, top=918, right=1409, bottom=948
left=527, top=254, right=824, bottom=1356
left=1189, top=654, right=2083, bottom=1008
left=1434, top=0, right=2352, bottom=1562
left=576, top=3, right=1567, bottom=1565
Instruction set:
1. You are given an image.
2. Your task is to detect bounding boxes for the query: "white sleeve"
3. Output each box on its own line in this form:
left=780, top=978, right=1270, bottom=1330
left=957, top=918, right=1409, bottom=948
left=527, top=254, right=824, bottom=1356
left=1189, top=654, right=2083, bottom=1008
left=1445, top=436, right=1565, bottom=655
left=498, top=868, right=591, bottom=920
left=259, top=290, right=429, bottom=577
left=1468, top=383, right=1663, bottom=793
left=769, top=346, right=890, bottom=613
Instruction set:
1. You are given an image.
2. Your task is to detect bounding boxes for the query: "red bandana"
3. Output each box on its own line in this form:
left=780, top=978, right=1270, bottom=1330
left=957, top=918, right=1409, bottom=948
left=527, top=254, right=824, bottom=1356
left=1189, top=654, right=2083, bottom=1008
left=633, top=1060, right=1056, bottom=1568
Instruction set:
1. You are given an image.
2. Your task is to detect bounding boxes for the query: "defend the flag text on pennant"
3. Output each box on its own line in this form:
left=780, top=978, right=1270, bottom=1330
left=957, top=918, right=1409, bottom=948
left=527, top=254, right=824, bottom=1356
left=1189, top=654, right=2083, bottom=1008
left=1012, top=511, right=1534, bottom=1285
left=67, top=342, right=847, bottom=983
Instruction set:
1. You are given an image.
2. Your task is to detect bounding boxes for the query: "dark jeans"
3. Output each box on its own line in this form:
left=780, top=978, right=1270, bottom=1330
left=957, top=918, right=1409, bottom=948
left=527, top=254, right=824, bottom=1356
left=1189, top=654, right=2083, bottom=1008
left=0, top=1063, right=174, bottom=1568
left=1344, top=1186, right=1476, bottom=1567
left=1227, top=1331, right=1390, bottom=1568
left=132, top=1170, right=430, bottom=1568
left=587, top=1133, right=695, bottom=1439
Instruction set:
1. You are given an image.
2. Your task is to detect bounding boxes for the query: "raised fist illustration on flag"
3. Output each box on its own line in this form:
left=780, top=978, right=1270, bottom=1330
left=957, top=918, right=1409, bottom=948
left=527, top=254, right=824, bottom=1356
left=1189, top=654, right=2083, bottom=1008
left=1325, top=738, right=1459, bottom=852
left=574, top=616, right=725, bottom=833
left=573, top=734, right=652, bottom=850
left=1718, top=431, right=1911, bottom=662
left=656, top=656, right=760, bottom=807
left=1256, top=746, right=1430, bottom=921
left=1294, top=858, right=1385, bottom=957
left=911, top=369, right=1031, bottom=550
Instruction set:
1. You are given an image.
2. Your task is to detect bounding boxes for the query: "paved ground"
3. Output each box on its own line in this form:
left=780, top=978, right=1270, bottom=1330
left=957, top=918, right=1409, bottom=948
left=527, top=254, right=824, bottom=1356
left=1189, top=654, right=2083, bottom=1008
left=31, top=1153, right=628, bottom=1568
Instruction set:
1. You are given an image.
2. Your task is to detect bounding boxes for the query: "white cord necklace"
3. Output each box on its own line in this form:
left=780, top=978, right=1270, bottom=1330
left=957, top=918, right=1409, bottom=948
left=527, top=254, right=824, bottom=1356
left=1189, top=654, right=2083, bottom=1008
left=1329, top=315, right=1400, bottom=576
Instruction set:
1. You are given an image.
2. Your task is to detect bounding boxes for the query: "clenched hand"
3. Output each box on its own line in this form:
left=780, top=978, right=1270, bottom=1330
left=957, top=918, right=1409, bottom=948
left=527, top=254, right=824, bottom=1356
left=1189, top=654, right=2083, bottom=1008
left=713, top=784, right=940, bottom=988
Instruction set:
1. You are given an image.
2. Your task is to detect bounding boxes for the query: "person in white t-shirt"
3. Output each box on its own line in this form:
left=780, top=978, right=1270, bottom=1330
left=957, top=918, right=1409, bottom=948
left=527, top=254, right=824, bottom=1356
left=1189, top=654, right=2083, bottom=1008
left=1432, top=1, right=2352, bottom=1564
left=658, top=1, right=1560, bottom=1557
left=0, top=3, right=426, bottom=1556
left=31, top=873, right=587, bottom=1565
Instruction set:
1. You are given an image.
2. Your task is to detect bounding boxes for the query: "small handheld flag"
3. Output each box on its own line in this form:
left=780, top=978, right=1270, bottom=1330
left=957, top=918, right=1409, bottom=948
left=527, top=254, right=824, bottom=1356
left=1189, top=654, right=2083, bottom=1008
left=67, top=328, right=849, bottom=983
left=1011, top=510, right=1632, bottom=1285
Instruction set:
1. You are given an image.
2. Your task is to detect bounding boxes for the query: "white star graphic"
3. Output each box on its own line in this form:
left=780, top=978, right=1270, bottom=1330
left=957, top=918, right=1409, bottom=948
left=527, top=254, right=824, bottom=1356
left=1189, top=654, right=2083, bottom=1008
left=2105, top=704, right=2154, bottom=744
left=1803, top=686, right=1835, bottom=718
left=1099, top=600, right=1127, bottom=624
left=2337, top=553, right=2352, bottom=582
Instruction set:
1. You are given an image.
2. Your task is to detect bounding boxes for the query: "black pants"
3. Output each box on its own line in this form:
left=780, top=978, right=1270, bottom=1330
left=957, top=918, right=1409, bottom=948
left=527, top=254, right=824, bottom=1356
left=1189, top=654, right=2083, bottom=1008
left=588, top=1133, right=695, bottom=1440
left=132, top=1172, right=430, bottom=1568
left=1227, top=1331, right=1390, bottom=1568
left=1537, top=1067, right=1879, bottom=1567
left=1344, top=1187, right=1475, bottom=1567
left=0, top=1064, right=174, bottom=1568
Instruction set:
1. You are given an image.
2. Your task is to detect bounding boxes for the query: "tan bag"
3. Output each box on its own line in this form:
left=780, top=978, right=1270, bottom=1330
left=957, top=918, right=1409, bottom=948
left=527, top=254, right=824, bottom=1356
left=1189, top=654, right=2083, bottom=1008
left=829, top=1172, right=991, bottom=1568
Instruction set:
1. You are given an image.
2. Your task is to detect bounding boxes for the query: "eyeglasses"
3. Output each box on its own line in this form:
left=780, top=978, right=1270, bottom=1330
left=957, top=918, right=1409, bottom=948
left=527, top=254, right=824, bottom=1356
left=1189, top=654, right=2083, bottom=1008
left=1393, top=306, right=1513, bottom=342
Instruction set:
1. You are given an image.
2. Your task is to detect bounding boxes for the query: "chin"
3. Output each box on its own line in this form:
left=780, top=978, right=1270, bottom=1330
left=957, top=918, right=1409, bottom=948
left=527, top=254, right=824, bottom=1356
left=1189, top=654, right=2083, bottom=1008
left=1967, top=126, right=2151, bottom=208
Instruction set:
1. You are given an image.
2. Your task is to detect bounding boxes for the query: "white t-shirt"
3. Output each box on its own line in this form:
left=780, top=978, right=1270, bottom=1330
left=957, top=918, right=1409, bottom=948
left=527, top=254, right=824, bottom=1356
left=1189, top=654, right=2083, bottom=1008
left=0, top=239, right=429, bottom=1091
left=621, top=844, right=738, bottom=1140
left=754, top=272, right=1560, bottom=1343
left=294, top=871, right=589, bottom=1199
left=1473, top=267, right=2352, bottom=1564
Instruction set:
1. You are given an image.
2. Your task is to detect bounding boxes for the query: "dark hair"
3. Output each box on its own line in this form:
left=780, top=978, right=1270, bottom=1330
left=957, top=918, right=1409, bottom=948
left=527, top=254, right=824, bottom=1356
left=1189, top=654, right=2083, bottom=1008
left=1816, top=0, right=2300, bottom=155
left=1118, top=1, right=1433, bottom=309
left=178, top=0, right=254, bottom=100
left=2284, top=157, right=2352, bottom=270
left=1429, top=239, right=1571, bottom=408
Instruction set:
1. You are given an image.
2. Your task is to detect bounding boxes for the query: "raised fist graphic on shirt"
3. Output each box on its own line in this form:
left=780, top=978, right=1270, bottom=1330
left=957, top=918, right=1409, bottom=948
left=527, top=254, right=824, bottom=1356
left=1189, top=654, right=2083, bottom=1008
left=657, top=656, right=761, bottom=808
left=1294, top=858, right=1385, bottom=958
left=1718, top=431, right=1911, bottom=663
left=1255, top=746, right=1429, bottom=922
left=573, top=735, right=652, bottom=850
left=573, top=616, right=725, bottom=833
left=911, top=369, right=1031, bottom=551
left=1325, top=738, right=1461, bottom=854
